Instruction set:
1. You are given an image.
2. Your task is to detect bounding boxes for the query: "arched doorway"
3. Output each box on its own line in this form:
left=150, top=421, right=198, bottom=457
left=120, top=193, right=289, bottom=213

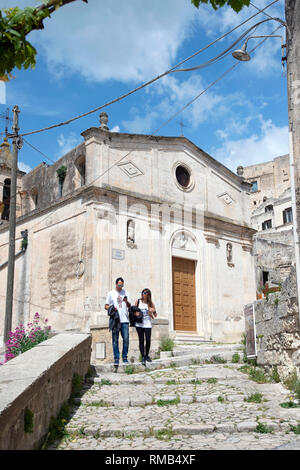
left=171, top=231, right=198, bottom=332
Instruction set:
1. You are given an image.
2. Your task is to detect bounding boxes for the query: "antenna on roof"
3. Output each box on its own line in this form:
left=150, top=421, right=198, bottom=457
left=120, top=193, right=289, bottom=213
left=177, top=120, right=186, bottom=137
left=0, top=108, right=12, bottom=138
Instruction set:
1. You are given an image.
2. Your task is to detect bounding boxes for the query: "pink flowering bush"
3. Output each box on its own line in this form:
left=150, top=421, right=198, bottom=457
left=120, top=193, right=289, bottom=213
left=1, top=312, right=51, bottom=364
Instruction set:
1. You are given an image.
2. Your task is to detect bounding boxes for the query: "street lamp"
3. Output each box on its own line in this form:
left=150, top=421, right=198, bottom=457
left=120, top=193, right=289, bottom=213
left=232, top=23, right=300, bottom=328
left=232, top=35, right=286, bottom=63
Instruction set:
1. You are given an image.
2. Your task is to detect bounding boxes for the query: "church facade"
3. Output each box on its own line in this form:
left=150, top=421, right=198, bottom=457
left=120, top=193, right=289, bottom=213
left=0, top=113, right=256, bottom=345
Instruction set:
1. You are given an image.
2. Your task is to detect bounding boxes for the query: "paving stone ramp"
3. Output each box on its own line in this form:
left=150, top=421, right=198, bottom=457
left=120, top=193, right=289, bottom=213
left=49, top=343, right=300, bottom=450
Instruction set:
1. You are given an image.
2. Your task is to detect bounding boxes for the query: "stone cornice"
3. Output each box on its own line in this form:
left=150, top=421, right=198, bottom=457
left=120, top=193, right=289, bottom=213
left=80, top=127, right=247, bottom=192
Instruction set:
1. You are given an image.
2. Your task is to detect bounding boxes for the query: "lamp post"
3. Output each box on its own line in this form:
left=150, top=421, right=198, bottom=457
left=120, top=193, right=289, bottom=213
left=3, top=105, right=22, bottom=344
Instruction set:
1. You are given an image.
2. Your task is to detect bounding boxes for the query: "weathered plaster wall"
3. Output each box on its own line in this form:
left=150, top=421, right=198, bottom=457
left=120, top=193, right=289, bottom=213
left=0, top=333, right=91, bottom=450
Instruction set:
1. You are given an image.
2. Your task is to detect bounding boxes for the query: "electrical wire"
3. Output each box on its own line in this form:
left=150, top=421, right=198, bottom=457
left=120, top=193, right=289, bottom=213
left=5, top=0, right=280, bottom=139
left=0, top=25, right=284, bottom=318
left=17, top=23, right=284, bottom=240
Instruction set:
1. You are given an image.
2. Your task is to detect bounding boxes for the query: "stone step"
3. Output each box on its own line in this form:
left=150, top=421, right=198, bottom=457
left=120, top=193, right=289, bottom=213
left=94, top=348, right=243, bottom=374
left=171, top=344, right=243, bottom=357
left=66, top=420, right=286, bottom=439
left=78, top=391, right=248, bottom=408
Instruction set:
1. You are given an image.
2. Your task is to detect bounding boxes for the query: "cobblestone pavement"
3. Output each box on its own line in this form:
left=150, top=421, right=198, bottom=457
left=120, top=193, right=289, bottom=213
left=51, top=360, right=300, bottom=450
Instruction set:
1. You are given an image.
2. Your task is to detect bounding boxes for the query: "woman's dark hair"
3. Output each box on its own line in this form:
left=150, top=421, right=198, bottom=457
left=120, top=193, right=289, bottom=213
left=141, top=288, right=153, bottom=307
left=115, top=277, right=124, bottom=285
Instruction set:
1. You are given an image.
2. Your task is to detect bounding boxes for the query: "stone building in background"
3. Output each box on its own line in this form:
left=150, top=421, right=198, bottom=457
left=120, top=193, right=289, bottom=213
left=239, top=155, right=295, bottom=296
left=0, top=113, right=256, bottom=347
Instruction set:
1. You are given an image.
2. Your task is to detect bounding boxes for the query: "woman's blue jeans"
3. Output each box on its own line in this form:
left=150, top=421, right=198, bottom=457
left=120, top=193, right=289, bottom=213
left=112, top=322, right=129, bottom=363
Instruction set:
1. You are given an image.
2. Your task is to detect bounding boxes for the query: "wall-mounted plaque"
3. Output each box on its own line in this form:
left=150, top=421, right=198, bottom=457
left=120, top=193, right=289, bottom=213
left=112, top=248, right=125, bottom=261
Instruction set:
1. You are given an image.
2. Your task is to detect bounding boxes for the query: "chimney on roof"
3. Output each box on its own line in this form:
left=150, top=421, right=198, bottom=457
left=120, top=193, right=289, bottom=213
left=237, top=165, right=244, bottom=176
left=0, top=137, right=12, bottom=169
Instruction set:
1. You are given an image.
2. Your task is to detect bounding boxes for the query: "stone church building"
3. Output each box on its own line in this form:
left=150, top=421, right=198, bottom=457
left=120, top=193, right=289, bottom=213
left=0, top=113, right=256, bottom=347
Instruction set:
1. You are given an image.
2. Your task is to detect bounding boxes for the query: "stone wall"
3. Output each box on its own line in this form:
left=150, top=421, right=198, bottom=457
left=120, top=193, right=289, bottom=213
left=90, top=317, right=170, bottom=364
left=0, top=333, right=91, bottom=450
left=254, top=267, right=300, bottom=379
left=253, top=233, right=295, bottom=288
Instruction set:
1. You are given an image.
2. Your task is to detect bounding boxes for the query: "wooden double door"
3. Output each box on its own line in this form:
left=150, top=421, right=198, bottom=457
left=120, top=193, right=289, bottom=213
left=172, top=257, right=197, bottom=332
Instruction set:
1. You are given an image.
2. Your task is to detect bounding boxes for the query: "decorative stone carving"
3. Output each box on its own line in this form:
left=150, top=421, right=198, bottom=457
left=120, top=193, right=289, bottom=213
left=226, top=242, right=234, bottom=267
left=117, top=161, right=144, bottom=179
left=99, top=112, right=109, bottom=131
left=218, top=192, right=234, bottom=205
left=172, top=231, right=196, bottom=252
left=127, top=219, right=137, bottom=248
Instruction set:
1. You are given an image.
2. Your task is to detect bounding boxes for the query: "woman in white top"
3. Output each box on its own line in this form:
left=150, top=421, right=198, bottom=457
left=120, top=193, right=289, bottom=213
left=135, top=288, right=157, bottom=366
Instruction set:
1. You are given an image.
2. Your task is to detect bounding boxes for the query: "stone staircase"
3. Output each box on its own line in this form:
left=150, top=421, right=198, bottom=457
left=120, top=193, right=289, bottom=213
left=51, top=342, right=300, bottom=450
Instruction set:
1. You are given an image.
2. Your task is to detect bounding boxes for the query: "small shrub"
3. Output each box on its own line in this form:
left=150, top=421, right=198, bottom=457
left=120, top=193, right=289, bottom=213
left=71, top=373, right=84, bottom=398
left=244, top=393, right=263, bottom=404
left=190, top=379, right=202, bottom=385
left=191, top=359, right=201, bottom=365
left=88, top=400, right=109, bottom=407
left=160, top=336, right=175, bottom=352
left=217, top=396, right=225, bottom=403
left=271, top=366, right=281, bottom=383
left=232, top=353, right=240, bottom=363
left=166, top=380, right=177, bottom=385
left=284, top=369, right=298, bottom=391
left=255, top=422, right=272, bottom=434
left=290, top=424, right=300, bottom=435
left=169, top=362, right=177, bottom=369
left=124, top=365, right=136, bottom=375
left=295, top=380, right=300, bottom=401
left=280, top=402, right=300, bottom=409
left=100, top=379, right=112, bottom=386
left=156, top=397, right=180, bottom=406
left=24, top=408, right=34, bottom=433
left=207, top=378, right=217, bottom=384
left=42, top=401, right=71, bottom=448
left=209, top=355, right=227, bottom=364
left=1, top=312, right=51, bottom=364
left=154, top=428, right=174, bottom=440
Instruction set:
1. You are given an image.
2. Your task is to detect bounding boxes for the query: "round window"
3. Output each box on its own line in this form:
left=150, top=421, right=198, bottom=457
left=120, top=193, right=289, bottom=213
left=175, top=165, right=191, bottom=188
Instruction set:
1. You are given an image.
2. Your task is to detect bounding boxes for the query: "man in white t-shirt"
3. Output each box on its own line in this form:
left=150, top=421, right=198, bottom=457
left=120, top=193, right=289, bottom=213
left=105, top=277, right=131, bottom=367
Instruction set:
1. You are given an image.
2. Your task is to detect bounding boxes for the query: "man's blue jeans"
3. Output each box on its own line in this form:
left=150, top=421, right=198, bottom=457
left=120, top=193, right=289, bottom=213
left=112, top=322, right=129, bottom=363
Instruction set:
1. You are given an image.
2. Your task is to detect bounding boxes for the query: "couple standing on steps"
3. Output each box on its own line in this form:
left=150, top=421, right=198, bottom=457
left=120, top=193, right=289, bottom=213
left=105, top=277, right=157, bottom=370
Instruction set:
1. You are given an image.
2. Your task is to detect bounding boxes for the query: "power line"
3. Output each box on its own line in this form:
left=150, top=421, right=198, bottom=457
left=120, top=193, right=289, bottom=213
left=7, top=0, right=279, bottom=139
left=21, top=23, right=284, bottom=238
left=0, top=26, right=284, bottom=321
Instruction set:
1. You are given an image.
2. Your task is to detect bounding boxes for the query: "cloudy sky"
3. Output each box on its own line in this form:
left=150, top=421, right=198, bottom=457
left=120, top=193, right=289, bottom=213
left=0, top=0, right=288, bottom=175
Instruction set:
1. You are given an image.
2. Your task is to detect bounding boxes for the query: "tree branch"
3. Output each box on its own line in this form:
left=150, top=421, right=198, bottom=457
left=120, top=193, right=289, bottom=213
left=36, top=0, right=88, bottom=15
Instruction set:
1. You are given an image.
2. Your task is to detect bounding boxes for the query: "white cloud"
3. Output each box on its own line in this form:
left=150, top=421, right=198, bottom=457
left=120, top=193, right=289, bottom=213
left=211, top=115, right=289, bottom=172
left=25, top=0, right=197, bottom=84
left=18, top=161, right=32, bottom=174
left=57, top=132, right=82, bottom=156
left=110, top=125, right=120, bottom=133
left=122, top=74, right=251, bottom=135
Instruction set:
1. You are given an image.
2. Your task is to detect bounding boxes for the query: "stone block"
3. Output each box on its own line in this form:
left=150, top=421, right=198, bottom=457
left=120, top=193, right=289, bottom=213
left=237, top=422, right=257, bottom=432
left=180, top=395, right=194, bottom=404
left=215, top=423, right=235, bottom=433
left=173, top=424, right=214, bottom=434
left=160, top=351, right=172, bottom=359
